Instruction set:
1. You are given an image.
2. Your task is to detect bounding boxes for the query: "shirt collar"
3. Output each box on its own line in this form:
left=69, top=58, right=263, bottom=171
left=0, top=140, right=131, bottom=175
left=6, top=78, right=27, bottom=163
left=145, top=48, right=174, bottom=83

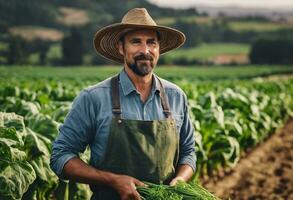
left=119, top=69, right=161, bottom=96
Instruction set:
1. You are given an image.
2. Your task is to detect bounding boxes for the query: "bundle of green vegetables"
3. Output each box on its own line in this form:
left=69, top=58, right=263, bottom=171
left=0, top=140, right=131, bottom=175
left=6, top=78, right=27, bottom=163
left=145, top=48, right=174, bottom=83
left=137, top=181, right=221, bottom=200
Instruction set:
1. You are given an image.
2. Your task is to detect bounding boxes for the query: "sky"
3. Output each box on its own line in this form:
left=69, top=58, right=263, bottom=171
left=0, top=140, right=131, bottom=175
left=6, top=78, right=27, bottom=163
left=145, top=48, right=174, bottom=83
left=148, top=0, right=293, bottom=11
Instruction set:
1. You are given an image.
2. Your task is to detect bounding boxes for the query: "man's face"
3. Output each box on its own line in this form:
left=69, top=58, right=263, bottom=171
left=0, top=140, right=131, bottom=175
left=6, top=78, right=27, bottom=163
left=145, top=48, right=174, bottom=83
left=118, top=29, right=160, bottom=77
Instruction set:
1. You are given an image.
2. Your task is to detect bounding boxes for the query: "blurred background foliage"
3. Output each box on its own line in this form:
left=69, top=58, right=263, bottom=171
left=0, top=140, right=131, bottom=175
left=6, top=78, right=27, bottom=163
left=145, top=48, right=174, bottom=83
left=0, top=0, right=293, bottom=66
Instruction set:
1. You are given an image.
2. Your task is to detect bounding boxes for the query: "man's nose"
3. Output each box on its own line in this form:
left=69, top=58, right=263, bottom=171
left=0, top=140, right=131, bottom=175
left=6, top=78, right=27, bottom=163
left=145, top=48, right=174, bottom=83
left=139, top=43, right=150, bottom=54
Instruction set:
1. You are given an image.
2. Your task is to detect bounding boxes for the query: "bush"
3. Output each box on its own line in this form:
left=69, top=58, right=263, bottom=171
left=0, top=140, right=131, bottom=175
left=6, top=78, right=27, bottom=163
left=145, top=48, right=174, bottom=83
left=62, top=28, right=84, bottom=66
left=8, top=36, right=28, bottom=65
left=250, top=37, right=293, bottom=64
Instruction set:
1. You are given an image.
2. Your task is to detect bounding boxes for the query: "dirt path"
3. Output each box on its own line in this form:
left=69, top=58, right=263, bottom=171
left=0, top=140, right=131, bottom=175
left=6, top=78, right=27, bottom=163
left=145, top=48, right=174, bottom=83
left=203, top=119, right=293, bottom=200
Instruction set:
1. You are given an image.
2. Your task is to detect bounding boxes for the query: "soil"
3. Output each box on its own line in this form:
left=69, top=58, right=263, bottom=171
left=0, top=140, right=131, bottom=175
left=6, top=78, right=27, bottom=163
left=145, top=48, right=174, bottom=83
left=211, top=54, right=249, bottom=65
left=58, top=7, right=89, bottom=26
left=202, top=119, right=293, bottom=200
left=8, top=27, right=64, bottom=42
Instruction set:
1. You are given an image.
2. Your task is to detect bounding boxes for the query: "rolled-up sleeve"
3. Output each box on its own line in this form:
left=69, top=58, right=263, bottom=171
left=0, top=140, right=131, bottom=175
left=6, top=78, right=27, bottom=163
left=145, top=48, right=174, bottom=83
left=50, top=90, right=96, bottom=177
left=177, top=94, right=197, bottom=172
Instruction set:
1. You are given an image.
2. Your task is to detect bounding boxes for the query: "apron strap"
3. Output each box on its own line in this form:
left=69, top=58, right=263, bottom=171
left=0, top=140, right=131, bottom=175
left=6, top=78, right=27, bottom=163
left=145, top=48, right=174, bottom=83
left=110, top=74, right=172, bottom=119
left=157, top=78, right=171, bottom=119
left=111, top=75, right=122, bottom=119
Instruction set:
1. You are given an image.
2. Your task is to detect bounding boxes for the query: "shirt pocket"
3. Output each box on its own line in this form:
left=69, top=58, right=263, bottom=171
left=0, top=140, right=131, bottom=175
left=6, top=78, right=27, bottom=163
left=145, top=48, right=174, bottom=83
left=173, top=114, right=184, bottom=133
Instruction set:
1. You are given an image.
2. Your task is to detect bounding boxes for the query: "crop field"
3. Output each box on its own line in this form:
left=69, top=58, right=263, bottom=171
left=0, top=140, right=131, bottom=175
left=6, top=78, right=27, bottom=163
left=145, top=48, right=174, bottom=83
left=161, top=43, right=250, bottom=63
left=155, top=16, right=293, bottom=32
left=156, top=16, right=213, bottom=26
left=228, top=21, right=293, bottom=32
left=0, top=66, right=292, bottom=199
left=2, top=65, right=293, bottom=81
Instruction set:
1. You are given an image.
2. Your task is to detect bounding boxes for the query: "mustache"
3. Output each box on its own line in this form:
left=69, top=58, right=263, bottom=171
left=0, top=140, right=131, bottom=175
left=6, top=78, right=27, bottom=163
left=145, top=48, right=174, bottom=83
left=134, top=54, right=154, bottom=62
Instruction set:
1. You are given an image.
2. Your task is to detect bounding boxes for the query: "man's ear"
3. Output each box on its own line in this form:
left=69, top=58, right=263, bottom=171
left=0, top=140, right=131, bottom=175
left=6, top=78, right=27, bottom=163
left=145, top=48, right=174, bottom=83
left=117, top=41, right=124, bottom=56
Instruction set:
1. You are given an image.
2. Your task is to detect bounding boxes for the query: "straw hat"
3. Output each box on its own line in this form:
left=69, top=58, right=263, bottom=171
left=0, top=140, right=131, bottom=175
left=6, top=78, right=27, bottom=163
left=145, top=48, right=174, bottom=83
left=93, top=8, right=186, bottom=63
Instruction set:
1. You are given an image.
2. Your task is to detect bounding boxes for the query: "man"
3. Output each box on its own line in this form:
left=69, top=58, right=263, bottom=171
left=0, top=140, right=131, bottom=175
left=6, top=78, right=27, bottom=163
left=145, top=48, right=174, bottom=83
left=50, top=8, right=196, bottom=200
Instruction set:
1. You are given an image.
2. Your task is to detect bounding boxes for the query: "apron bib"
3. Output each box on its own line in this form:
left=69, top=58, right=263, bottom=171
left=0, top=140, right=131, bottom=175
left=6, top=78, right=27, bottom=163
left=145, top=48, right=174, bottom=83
left=91, top=75, right=179, bottom=200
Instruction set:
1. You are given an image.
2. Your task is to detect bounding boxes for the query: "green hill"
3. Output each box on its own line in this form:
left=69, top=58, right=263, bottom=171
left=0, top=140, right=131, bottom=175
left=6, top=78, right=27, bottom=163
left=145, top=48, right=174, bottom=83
left=1, top=0, right=293, bottom=66
left=0, top=0, right=198, bottom=30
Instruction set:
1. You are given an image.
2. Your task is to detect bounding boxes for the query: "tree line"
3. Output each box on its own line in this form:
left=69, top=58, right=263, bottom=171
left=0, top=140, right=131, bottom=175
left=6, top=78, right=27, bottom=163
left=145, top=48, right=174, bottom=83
left=3, top=26, right=293, bottom=66
left=1, top=0, right=293, bottom=66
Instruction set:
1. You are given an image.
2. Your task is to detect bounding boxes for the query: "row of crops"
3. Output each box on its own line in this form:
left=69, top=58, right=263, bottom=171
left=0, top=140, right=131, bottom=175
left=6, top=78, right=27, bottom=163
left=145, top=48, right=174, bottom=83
left=0, top=67, right=292, bottom=199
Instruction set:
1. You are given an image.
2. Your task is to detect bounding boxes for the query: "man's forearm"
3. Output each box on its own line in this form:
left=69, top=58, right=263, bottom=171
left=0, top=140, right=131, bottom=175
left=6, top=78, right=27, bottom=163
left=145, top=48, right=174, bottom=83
left=62, top=157, right=116, bottom=186
left=62, top=157, right=145, bottom=200
left=175, top=164, right=194, bottom=181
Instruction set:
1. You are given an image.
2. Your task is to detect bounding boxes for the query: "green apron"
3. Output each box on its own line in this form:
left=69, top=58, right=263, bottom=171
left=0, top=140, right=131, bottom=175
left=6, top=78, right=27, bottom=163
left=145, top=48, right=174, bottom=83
left=90, top=75, right=179, bottom=200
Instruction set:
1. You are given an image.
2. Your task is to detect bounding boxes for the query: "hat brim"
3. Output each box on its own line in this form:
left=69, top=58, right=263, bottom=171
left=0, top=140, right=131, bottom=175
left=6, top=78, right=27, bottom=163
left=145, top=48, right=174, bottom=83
left=93, top=23, right=186, bottom=63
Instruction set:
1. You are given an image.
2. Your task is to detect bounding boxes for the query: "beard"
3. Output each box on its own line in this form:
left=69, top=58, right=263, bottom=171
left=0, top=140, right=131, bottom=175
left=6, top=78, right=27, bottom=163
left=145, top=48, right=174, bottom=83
left=127, top=54, right=155, bottom=77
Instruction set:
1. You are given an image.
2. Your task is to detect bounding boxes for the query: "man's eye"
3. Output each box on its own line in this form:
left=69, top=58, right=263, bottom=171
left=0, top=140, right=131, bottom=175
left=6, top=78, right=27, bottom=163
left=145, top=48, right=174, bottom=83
left=149, top=41, right=157, bottom=45
left=131, top=40, right=140, bottom=44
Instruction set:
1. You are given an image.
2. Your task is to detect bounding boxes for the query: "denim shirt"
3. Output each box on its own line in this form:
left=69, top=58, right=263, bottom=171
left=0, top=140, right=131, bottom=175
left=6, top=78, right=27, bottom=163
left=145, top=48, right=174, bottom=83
left=50, top=69, right=196, bottom=177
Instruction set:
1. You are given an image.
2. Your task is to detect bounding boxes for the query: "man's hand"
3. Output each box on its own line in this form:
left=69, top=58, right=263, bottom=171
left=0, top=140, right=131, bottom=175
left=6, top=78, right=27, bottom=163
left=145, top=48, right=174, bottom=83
left=111, top=175, right=146, bottom=200
left=169, top=164, right=194, bottom=186
left=169, top=176, right=185, bottom=186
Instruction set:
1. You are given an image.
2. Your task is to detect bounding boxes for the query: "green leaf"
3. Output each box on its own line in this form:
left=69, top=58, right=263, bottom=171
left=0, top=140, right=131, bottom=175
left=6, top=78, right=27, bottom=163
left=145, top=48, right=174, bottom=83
left=0, top=161, right=36, bottom=200
left=0, top=112, right=26, bottom=133
left=27, top=113, right=60, bottom=140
